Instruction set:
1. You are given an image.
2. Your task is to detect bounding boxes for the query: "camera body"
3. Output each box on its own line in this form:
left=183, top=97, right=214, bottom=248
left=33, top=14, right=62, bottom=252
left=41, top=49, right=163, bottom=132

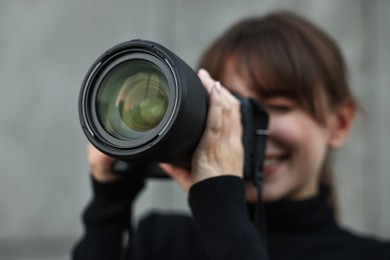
left=79, top=40, right=268, bottom=181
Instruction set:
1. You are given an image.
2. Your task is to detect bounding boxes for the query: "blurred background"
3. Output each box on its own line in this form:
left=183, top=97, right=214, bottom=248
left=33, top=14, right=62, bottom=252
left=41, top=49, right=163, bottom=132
left=0, top=0, right=389, bottom=259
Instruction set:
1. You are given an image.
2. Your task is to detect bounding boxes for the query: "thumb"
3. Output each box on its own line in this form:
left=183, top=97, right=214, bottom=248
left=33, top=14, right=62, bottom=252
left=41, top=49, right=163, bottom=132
left=159, top=163, right=192, bottom=192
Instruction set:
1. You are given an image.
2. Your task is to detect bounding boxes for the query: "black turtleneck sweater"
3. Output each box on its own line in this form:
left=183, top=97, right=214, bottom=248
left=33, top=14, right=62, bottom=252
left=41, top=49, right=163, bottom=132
left=72, top=176, right=390, bottom=260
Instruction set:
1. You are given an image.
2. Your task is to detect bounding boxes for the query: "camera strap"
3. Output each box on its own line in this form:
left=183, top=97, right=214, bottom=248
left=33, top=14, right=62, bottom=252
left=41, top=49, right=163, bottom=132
left=239, top=97, right=269, bottom=252
left=253, top=131, right=268, bottom=253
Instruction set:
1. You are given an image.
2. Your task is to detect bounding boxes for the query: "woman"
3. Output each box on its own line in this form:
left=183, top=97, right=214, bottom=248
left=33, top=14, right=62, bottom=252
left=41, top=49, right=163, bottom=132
left=73, top=12, right=390, bottom=259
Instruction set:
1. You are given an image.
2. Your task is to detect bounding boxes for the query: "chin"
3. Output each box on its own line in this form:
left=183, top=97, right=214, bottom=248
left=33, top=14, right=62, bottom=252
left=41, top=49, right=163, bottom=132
left=261, top=183, right=289, bottom=203
left=262, top=193, right=282, bottom=203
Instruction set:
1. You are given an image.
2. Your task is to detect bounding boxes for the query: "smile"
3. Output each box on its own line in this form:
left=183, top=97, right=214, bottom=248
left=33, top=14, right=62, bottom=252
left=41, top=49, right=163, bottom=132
left=264, top=157, right=279, bottom=166
left=263, top=155, right=288, bottom=176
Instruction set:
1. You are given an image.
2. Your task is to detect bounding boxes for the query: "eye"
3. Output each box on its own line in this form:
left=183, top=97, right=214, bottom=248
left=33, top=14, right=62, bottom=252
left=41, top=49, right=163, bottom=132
left=264, top=98, right=296, bottom=114
left=267, top=104, right=292, bottom=113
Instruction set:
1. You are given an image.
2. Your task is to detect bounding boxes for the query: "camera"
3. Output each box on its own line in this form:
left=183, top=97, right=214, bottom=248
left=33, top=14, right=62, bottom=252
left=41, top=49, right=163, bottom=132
left=79, top=40, right=268, bottom=183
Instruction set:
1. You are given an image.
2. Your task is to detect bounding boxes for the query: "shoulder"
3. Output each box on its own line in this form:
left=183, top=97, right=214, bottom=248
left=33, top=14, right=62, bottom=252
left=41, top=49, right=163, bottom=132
left=322, top=226, right=390, bottom=259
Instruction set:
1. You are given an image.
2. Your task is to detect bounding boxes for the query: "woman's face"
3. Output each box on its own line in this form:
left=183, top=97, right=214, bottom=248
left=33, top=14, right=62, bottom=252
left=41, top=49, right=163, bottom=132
left=259, top=97, right=329, bottom=202
left=225, top=75, right=337, bottom=202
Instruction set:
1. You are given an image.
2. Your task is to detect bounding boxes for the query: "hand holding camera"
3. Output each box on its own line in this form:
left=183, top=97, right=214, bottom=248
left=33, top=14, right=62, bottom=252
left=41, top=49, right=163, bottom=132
left=160, top=69, right=244, bottom=192
left=87, top=143, right=120, bottom=183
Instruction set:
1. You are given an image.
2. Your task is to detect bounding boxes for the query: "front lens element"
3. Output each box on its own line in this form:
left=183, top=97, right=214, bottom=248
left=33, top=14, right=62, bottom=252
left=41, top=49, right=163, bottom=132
left=97, top=60, right=169, bottom=140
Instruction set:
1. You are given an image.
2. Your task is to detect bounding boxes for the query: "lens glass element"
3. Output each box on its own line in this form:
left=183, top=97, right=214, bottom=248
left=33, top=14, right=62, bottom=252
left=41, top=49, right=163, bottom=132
left=97, top=60, right=169, bottom=141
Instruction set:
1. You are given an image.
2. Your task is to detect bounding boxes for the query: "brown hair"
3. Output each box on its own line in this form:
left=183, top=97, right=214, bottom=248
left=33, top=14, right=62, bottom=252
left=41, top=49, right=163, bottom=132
left=198, top=12, right=356, bottom=209
left=198, top=11, right=356, bottom=125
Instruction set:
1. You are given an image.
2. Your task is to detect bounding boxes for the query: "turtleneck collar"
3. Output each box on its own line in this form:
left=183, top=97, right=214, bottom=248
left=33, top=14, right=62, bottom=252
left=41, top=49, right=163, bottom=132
left=259, top=185, right=337, bottom=233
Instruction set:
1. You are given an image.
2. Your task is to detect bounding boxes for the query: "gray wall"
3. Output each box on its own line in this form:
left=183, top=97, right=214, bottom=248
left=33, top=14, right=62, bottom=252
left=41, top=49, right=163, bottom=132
left=0, top=0, right=389, bottom=259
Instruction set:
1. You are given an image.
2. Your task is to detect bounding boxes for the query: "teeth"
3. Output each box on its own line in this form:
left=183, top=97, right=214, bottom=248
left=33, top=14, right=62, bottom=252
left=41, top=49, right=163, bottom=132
left=263, top=158, right=278, bottom=166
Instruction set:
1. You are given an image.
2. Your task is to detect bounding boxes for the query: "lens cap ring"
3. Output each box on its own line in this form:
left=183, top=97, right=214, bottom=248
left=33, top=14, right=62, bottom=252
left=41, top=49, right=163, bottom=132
left=86, top=50, right=179, bottom=150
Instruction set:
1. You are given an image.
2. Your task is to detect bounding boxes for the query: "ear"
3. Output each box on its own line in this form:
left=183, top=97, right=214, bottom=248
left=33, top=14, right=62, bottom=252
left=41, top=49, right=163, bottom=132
left=328, top=100, right=356, bottom=150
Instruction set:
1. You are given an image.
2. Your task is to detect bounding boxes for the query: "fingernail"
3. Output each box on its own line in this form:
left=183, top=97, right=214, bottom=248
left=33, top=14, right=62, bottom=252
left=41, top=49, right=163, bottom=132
left=198, top=68, right=210, bottom=77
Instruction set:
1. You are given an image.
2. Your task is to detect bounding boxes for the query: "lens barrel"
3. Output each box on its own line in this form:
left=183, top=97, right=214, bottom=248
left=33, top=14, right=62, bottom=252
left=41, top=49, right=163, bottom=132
left=79, top=40, right=208, bottom=165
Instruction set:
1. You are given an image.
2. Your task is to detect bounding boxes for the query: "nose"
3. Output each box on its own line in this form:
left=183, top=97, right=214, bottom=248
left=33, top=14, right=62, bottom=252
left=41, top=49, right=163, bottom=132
left=265, top=114, right=275, bottom=137
left=264, top=115, right=278, bottom=148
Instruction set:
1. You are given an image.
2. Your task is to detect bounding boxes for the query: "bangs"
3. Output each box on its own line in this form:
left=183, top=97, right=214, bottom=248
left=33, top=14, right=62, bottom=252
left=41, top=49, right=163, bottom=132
left=224, top=25, right=326, bottom=123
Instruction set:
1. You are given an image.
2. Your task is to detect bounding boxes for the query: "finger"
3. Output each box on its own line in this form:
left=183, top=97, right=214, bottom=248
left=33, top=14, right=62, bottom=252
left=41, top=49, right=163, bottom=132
left=198, top=68, right=216, bottom=94
left=206, top=83, right=223, bottom=134
left=87, top=144, right=115, bottom=167
left=191, top=84, right=223, bottom=177
left=214, top=83, right=234, bottom=140
left=159, top=163, right=192, bottom=192
left=198, top=69, right=237, bottom=106
left=195, top=85, right=223, bottom=155
left=87, top=144, right=121, bottom=182
left=216, top=87, right=243, bottom=172
left=223, top=95, right=241, bottom=132
left=218, top=84, right=240, bottom=107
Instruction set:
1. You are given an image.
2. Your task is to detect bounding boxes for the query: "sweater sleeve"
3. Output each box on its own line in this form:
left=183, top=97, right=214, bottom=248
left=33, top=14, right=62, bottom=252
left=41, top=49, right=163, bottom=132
left=188, top=175, right=268, bottom=260
left=72, top=176, right=144, bottom=260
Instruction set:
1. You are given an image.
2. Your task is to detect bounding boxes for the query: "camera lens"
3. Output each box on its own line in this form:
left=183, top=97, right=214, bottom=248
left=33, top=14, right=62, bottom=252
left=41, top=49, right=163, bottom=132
left=96, top=60, right=169, bottom=140
left=80, top=40, right=208, bottom=165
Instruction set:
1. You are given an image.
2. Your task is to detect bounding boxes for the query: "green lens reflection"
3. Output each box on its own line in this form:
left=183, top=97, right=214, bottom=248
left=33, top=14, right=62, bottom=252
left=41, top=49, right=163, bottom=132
left=97, top=60, right=169, bottom=140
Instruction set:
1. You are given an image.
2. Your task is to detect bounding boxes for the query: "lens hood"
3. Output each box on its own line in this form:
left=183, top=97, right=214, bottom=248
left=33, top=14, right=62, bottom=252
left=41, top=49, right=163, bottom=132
left=79, top=40, right=208, bottom=166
